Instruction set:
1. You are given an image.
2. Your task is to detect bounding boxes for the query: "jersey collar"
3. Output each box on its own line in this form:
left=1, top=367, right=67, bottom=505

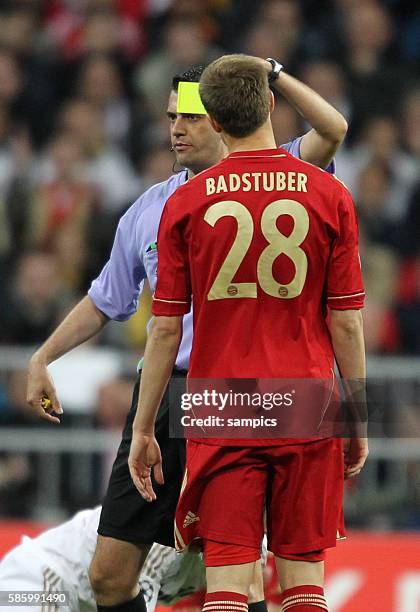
left=227, top=147, right=287, bottom=159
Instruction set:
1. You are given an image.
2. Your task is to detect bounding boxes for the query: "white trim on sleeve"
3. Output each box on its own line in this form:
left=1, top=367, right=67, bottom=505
left=328, top=292, right=365, bottom=300
left=153, top=295, right=189, bottom=304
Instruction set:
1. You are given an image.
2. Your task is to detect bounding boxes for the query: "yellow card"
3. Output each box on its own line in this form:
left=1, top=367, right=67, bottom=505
left=177, top=82, right=207, bottom=115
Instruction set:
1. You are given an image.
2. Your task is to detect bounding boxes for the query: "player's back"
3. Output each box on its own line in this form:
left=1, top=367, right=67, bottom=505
left=162, top=148, right=364, bottom=379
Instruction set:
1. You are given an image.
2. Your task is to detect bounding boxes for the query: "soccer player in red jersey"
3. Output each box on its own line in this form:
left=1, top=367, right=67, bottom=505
left=129, top=55, right=368, bottom=612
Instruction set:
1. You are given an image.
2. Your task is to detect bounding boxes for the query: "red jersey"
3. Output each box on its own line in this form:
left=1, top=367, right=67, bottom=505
left=153, top=148, right=364, bottom=382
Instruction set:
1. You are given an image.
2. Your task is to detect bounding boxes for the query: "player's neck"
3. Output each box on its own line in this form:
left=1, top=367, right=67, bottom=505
left=223, top=122, right=276, bottom=155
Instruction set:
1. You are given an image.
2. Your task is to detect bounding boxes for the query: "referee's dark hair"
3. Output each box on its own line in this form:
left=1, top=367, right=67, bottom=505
left=171, top=65, right=207, bottom=91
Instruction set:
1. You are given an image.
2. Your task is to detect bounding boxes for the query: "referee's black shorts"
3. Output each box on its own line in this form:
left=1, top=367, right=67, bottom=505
left=98, top=368, right=187, bottom=548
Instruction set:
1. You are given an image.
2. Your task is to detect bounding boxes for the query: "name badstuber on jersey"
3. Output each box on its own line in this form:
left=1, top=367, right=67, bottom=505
left=206, top=171, right=308, bottom=196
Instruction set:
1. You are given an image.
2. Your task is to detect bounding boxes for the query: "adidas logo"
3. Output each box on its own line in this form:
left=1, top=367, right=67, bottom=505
left=183, top=511, right=200, bottom=528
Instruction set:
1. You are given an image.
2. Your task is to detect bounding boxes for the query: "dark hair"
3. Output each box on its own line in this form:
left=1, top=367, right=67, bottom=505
left=199, top=54, right=270, bottom=138
left=171, top=65, right=207, bottom=91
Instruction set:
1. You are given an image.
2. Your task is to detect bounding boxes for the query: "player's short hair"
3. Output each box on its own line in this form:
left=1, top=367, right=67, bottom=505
left=172, top=65, right=207, bottom=91
left=199, top=54, right=270, bottom=138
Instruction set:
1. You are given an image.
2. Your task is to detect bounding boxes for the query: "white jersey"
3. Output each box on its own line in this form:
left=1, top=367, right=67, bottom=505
left=141, top=540, right=205, bottom=607
left=0, top=507, right=205, bottom=612
left=0, top=508, right=100, bottom=611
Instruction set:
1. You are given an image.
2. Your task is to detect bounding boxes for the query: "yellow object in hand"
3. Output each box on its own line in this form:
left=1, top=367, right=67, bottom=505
left=41, top=397, right=52, bottom=409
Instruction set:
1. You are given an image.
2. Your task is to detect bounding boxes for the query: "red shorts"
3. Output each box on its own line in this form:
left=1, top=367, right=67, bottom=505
left=175, top=438, right=345, bottom=566
left=202, top=541, right=326, bottom=567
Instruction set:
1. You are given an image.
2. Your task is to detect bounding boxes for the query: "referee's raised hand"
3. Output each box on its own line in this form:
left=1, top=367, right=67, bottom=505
left=27, top=354, right=63, bottom=424
left=128, top=432, right=164, bottom=502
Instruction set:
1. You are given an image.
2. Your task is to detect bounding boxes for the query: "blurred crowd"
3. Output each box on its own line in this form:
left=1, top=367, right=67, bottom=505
left=0, top=0, right=419, bottom=519
left=0, top=0, right=419, bottom=355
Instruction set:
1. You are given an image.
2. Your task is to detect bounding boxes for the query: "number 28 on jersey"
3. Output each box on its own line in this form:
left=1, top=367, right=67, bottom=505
left=204, top=198, right=309, bottom=301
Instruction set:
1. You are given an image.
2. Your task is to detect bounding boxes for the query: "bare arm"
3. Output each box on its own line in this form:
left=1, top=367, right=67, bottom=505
left=27, top=296, right=109, bottom=422
left=129, top=316, right=182, bottom=501
left=329, top=309, right=368, bottom=477
left=330, top=310, right=366, bottom=380
left=269, top=67, right=348, bottom=168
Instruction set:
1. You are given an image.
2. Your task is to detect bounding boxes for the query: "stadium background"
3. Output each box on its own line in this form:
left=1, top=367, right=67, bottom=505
left=0, top=0, right=419, bottom=610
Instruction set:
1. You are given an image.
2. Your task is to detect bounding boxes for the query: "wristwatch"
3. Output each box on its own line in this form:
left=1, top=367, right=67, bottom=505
left=266, top=58, right=284, bottom=83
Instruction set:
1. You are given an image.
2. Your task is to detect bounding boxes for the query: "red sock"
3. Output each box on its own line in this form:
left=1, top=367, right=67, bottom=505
left=281, top=585, right=328, bottom=611
left=203, top=591, right=248, bottom=612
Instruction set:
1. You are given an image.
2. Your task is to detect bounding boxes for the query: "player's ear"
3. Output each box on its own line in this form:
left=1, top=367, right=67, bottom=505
left=269, top=90, right=275, bottom=113
left=208, top=115, right=223, bottom=133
